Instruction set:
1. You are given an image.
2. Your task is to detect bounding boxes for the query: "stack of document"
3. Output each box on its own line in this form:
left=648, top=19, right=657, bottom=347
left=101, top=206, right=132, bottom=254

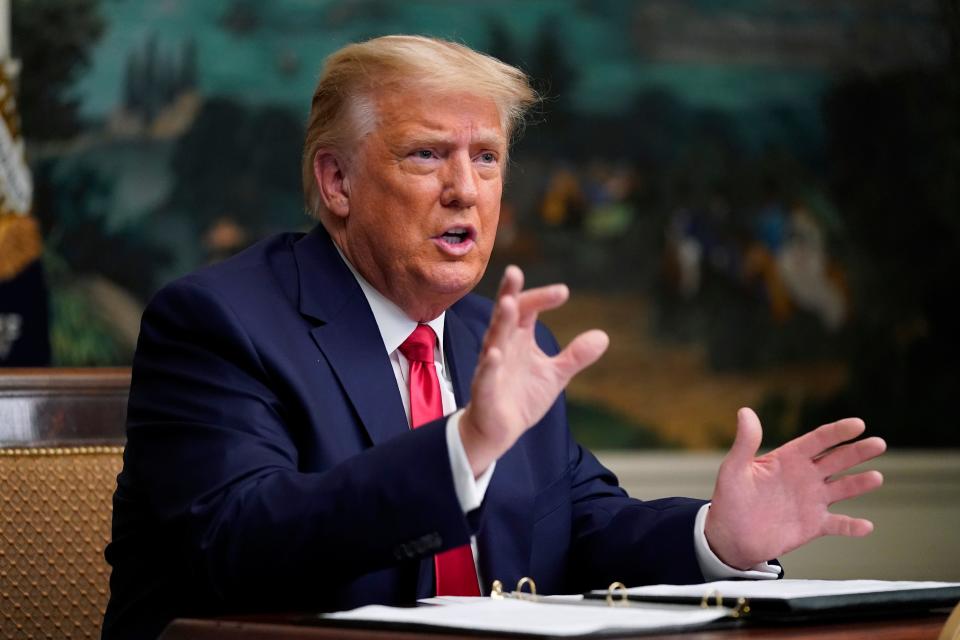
left=327, top=596, right=731, bottom=636
left=323, top=579, right=960, bottom=637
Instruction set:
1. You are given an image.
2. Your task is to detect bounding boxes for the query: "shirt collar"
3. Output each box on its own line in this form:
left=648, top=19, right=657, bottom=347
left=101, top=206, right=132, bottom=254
left=335, top=246, right=446, bottom=357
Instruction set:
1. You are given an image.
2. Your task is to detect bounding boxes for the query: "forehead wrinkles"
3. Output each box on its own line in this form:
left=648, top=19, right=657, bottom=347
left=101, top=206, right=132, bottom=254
left=372, top=89, right=505, bottom=148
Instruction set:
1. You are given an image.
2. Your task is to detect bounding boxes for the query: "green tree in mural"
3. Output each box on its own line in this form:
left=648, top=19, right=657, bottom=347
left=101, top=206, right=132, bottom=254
left=485, top=18, right=520, bottom=72
left=11, top=0, right=105, bottom=140
left=522, top=16, right=578, bottom=153
left=31, top=158, right=171, bottom=365
left=122, top=33, right=199, bottom=126
left=32, top=160, right=171, bottom=301
left=165, top=97, right=305, bottom=250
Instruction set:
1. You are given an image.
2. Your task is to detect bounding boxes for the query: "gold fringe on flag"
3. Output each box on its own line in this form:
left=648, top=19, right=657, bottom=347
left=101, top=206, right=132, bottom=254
left=0, top=213, right=42, bottom=282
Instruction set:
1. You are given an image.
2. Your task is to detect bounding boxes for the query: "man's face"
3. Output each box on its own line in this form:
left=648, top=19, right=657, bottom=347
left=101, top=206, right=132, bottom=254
left=336, top=89, right=506, bottom=321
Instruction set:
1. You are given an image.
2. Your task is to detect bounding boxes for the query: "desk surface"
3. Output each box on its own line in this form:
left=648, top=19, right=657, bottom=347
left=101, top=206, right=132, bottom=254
left=160, top=612, right=949, bottom=640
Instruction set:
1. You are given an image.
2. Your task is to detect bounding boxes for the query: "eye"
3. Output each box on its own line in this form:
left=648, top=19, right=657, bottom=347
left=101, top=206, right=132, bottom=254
left=477, top=152, right=497, bottom=164
left=413, top=149, right=435, bottom=160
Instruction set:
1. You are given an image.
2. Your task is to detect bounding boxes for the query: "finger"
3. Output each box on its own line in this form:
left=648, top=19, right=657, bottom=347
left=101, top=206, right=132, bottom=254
left=552, top=329, right=609, bottom=383
left=723, top=407, right=763, bottom=468
left=789, top=418, right=866, bottom=459
left=826, top=470, right=883, bottom=505
left=482, top=266, right=523, bottom=352
left=816, top=436, right=886, bottom=477
left=822, top=513, right=874, bottom=537
left=470, top=344, right=505, bottom=415
left=473, top=344, right=503, bottom=388
left=517, top=284, right=569, bottom=328
left=497, top=264, right=524, bottom=299
left=482, top=290, right=519, bottom=354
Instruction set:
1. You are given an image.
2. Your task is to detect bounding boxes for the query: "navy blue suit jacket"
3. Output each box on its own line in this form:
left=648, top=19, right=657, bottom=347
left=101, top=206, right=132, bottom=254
left=102, top=227, right=706, bottom=639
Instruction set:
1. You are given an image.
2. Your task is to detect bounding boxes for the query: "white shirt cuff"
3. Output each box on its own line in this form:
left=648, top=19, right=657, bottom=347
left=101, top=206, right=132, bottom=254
left=694, top=503, right=782, bottom=581
left=445, top=409, right=496, bottom=513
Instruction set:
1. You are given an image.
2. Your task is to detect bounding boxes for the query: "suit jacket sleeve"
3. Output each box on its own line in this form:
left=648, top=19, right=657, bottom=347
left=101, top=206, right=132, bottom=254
left=113, top=277, right=472, bottom=609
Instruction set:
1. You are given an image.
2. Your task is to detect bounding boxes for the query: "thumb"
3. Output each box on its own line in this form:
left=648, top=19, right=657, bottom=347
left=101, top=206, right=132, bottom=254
left=725, top=407, right=763, bottom=468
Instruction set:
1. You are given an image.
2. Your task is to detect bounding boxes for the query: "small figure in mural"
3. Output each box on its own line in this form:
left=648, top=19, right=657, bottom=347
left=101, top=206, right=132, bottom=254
left=777, top=205, right=848, bottom=331
left=664, top=193, right=848, bottom=333
left=582, top=162, right=637, bottom=239
left=539, top=165, right=585, bottom=229
left=538, top=163, right=638, bottom=240
left=743, top=199, right=848, bottom=330
left=203, top=216, right=251, bottom=265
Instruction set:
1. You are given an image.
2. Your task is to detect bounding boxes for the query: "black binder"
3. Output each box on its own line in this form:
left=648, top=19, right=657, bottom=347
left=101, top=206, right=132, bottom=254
left=584, top=579, right=960, bottom=623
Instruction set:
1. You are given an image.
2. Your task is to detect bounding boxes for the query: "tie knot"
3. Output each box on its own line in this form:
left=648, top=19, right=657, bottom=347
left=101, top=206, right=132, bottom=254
left=399, top=324, right=436, bottom=364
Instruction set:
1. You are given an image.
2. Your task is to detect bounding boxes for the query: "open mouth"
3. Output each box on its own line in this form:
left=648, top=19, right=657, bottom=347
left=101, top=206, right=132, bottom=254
left=436, top=227, right=475, bottom=245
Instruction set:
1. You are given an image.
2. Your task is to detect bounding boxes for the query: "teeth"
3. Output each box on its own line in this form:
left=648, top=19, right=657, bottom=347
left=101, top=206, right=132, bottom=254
left=440, top=228, right=470, bottom=244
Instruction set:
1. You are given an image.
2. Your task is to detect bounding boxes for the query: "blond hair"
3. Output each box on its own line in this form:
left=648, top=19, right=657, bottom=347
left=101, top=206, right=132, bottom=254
left=301, top=35, right=537, bottom=220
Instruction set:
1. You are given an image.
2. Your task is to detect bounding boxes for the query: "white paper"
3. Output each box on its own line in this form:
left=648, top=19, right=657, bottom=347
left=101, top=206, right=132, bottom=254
left=419, top=594, right=586, bottom=606
left=618, top=579, right=960, bottom=601
left=327, top=597, right=729, bottom=637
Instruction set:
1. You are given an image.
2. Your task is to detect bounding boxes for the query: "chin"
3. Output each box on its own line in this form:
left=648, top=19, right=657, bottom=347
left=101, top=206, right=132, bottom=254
left=423, top=262, right=485, bottom=298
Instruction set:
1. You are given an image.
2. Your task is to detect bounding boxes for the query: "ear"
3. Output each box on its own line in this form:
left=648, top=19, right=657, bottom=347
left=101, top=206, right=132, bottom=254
left=313, top=150, right=351, bottom=219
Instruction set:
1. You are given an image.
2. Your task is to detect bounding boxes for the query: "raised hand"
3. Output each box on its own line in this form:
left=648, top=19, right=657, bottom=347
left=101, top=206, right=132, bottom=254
left=704, top=408, right=886, bottom=569
left=459, top=265, right=609, bottom=476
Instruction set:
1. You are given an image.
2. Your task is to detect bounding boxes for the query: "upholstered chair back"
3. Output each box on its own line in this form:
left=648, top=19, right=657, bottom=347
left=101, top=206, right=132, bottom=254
left=0, top=369, right=129, bottom=640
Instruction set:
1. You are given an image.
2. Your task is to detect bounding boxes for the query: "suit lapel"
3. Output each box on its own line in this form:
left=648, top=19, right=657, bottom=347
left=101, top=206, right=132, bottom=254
left=294, top=227, right=408, bottom=447
left=443, top=308, right=479, bottom=408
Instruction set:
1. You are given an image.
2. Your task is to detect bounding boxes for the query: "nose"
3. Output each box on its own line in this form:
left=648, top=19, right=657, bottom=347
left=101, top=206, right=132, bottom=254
left=439, top=152, right=478, bottom=210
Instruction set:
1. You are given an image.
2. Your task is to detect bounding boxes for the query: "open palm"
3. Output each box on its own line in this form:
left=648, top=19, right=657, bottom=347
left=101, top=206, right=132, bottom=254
left=459, top=266, right=608, bottom=476
left=705, top=408, right=886, bottom=569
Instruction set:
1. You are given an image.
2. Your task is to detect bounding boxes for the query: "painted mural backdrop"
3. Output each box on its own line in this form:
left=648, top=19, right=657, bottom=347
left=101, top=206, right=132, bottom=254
left=9, top=0, right=959, bottom=448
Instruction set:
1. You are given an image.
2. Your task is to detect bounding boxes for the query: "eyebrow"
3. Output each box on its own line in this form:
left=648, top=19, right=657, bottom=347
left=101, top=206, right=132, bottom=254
left=394, top=128, right=506, bottom=151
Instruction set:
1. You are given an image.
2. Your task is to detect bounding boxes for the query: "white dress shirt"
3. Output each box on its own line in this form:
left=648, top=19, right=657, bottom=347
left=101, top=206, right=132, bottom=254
left=339, top=251, right=779, bottom=586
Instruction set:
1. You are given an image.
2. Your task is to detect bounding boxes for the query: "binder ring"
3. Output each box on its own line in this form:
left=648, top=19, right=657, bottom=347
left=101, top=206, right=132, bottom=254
left=700, top=589, right=723, bottom=608
left=730, top=597, right=751, bottom=619
left=606, top=581, right=628, bottom=607
left=516, top=576, right=538, bottom=600
left=490, top=580, right=505, bottom=599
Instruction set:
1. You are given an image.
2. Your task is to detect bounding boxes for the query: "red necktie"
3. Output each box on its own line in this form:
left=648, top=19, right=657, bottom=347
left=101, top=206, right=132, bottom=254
left=399, top=324, right=481, bottom=596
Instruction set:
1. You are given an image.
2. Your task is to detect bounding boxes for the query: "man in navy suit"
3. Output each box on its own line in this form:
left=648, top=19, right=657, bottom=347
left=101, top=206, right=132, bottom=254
left=103, top=36, right=886, bottom=639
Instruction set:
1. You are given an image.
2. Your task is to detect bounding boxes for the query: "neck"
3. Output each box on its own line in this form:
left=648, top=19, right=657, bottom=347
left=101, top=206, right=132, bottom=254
left=331, top=233, right=453, bottom=322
